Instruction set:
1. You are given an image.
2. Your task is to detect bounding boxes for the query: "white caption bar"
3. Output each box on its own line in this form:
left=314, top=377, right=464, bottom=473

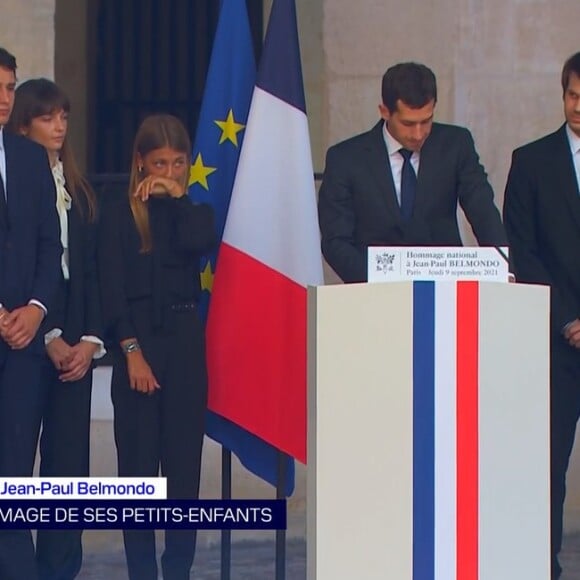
left=0, top=478, right=167, bottom=499
left=368, top=246, right=509, bottom=283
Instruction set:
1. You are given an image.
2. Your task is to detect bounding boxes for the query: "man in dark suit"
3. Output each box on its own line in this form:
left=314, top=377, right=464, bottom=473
left=318, top=62, right=507, bottom=283
left=0, top=47, right=61, bottom=580
left=504, top=52, right=580, bottom=580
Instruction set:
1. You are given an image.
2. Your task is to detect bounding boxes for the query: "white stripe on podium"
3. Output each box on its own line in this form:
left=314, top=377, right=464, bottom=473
left=434, top=282, right=457, bottom=580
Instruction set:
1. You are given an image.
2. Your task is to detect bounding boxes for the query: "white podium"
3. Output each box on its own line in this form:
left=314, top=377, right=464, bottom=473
left=307, top=281, right=550, bottom=580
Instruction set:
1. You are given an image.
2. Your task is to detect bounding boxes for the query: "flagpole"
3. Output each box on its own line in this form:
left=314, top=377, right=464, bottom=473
left=276, top=451, right=288, bottom=580
left=220, top=448, right=233, bottom=580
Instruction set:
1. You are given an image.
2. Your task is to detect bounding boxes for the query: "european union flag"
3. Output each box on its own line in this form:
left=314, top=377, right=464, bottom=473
left=189, top=0, right=295, bottom=496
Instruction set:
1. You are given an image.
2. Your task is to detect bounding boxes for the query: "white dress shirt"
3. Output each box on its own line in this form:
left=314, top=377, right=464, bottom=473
left=382, top=121, right=420, bottom=205
left=52, top=160, right=71, bottom=280
left=0, top=127, right=6, bottom=191
left=44, top=159, right=105, bottom=359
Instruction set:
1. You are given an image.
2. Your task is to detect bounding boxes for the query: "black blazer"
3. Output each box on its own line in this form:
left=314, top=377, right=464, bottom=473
left=504, top=124, right=580, bottom=336
left=318, top=121, right=508, bottom=282
left=43, top=193, right=103, bottom=344
left=98, top=195, right=216, bottom=344
left=0, top=132, right=61, bottom=354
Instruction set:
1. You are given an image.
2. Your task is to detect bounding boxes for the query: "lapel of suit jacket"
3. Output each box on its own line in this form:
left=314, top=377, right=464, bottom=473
left=363, top=121, right=402, bottom=221
left=414, top=125, right=439, bottom=215
left=67, top=198, right=80, bottom=280
left=552, top=125, right=580, bottom=231
left=3, top=132, right=21, bottom=224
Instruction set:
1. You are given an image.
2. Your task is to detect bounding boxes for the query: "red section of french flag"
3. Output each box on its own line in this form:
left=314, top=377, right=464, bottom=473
left=206, top=243, right=308, bottom=462
left=456, top=281, right=479, bottom=580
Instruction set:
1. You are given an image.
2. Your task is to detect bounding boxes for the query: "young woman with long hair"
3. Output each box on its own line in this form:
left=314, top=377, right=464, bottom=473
left=98, top=114, right=215, bottom=580
left=8, top=78, right=105, bottom=580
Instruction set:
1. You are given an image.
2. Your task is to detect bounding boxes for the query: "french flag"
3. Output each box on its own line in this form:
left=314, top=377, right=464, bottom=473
left=206, top=0, right=323, bottom=464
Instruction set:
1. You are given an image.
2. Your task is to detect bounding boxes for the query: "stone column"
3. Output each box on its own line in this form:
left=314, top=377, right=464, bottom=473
left=0, top=0, right=55, bottom=79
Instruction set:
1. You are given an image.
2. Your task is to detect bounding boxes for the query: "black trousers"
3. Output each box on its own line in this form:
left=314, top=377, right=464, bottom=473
left=112, top=308, right=207, bottom=580
left=0, top=349, right=46, bottom=580
left=36, top=364, right=93, bottom=580
left=550, top=342, right=580, bottom=580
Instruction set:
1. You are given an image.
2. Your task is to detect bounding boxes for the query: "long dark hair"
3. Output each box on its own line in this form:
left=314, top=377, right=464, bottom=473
left=128, top=114, right=191, bottom=253
left=7, top=78, right=97, bottom=222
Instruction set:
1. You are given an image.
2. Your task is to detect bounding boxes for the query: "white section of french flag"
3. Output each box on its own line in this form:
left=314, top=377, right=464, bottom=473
left=222, top=87, right=323, bottom=287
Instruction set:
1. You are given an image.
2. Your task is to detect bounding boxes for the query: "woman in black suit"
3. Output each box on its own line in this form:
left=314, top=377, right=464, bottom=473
left=98, top=114, right=215, bottom=580
left=8, top=79, right=104, bottom=580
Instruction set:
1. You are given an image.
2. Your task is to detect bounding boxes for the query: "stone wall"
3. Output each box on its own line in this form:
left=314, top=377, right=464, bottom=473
left=319, top=1, right=578, bottom=244
left=0, top=0, right=55, bottom=79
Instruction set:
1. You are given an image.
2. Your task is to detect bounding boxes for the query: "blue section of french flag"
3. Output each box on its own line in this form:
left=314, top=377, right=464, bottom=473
left=256, top=0, right=306, bottom=114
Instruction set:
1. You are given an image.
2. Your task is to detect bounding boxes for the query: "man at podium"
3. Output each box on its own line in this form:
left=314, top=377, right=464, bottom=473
left=504, top=51, right=580, bottom=580
left=318, top=61, right=507, bottom=283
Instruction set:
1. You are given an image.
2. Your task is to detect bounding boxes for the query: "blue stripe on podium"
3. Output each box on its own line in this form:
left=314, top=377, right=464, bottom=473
left=413, top=281, right=435, bottom=579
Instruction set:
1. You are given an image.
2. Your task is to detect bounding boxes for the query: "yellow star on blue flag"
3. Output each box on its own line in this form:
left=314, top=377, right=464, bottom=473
left=189, top=153, right=217, bottom=190
left=200, top=260, right=214, bottom=293
left=215, top=109, right=245, bottom=146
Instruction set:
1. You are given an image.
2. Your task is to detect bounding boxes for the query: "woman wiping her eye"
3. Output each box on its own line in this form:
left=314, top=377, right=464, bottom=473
left=98, top=113, right=216, bottom=580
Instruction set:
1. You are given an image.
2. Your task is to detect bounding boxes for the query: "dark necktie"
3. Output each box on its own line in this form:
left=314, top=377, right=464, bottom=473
left=0, top=172, right=7, bottom=229
left=399, top=148, right=416, bottom=221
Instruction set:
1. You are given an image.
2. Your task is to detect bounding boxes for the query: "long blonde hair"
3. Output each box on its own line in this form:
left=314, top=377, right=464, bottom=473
left=128, top=114, right=191, bottom=253
left=7, top=78, right=97, bottom=222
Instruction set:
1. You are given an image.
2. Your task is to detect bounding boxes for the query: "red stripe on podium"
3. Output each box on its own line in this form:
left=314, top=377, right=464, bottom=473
left=456, top=281, right=479, bottom=580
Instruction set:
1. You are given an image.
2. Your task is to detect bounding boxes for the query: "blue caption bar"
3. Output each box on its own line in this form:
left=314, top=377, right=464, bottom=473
left=0, top=500, right=286, bottom=530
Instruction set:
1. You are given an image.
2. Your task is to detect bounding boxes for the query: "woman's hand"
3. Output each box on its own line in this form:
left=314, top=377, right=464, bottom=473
left=125, top=349, right=161, bottom=394
left=58, top=341, right=99, bottom=382
left=134, top=175, right=185, bottom=201
left=46, top=336, right=74, bottom=371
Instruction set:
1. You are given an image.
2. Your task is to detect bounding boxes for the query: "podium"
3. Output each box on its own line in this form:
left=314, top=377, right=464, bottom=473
left=307, top=281, right=550, bottom=580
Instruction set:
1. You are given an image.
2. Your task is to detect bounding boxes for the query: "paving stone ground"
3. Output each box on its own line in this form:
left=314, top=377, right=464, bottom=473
left=75, top=530, right=580, bottom=579
left=77, top=536, right=306, bottom=579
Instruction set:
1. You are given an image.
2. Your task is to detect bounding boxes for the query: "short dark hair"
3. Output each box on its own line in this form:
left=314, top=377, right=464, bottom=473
left=0, top=47, right=17, bottom=73
left=561, top=52, right=580, bottom=95
left=381, top=62, right=437, bottom=112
